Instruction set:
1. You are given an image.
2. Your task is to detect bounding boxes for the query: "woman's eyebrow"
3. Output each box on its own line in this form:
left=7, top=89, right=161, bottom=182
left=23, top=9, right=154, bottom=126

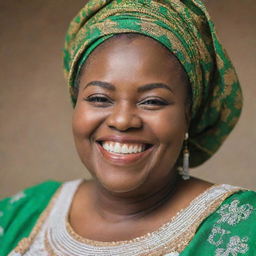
left=83, top=81, right=115, bottom=91
left=138, top=83, right=173, bottom=93
left=83, top=81, right=173, bottom=93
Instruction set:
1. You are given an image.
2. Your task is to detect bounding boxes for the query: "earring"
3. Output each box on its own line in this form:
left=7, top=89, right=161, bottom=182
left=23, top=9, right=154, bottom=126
left=179, top=132, right=190, bottom=180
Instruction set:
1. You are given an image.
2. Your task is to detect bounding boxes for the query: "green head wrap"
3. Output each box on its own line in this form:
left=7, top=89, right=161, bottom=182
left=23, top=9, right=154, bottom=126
left=63, top=0, right=242, bottom=167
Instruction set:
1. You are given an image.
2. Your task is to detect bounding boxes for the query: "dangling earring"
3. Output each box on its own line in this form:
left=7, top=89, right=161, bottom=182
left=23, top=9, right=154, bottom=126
left=179, top=132, right=190, bottom=180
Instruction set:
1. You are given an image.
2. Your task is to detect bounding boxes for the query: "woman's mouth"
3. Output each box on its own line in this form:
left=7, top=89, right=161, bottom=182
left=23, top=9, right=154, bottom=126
left=96, top=141, right=154, bottom=165
left=102, top=141, right=149, bottom=154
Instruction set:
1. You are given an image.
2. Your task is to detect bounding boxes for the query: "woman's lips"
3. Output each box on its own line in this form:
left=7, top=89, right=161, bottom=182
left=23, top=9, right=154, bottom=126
left=102, top=141, right=146, bottom=154
left=96, top=142, right=154, bottom=165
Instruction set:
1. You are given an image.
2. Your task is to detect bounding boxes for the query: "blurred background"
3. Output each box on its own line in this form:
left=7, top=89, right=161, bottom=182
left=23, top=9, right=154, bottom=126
left=0, top=0, right=255, bottom=198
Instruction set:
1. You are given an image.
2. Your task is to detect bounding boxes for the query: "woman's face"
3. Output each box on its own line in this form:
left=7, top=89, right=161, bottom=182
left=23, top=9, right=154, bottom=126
left=72, top=35, right=190, bottom=194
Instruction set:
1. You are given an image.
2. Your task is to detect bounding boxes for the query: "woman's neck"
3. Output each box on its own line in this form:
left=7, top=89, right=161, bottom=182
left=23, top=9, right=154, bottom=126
left=91, top=172, right=181, bottom=222
left=69, top=175, right=213, bottom=242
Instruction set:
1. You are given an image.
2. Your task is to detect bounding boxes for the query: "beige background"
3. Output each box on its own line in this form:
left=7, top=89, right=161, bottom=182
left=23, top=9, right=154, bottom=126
left=0, top=0, right=255, bottom=198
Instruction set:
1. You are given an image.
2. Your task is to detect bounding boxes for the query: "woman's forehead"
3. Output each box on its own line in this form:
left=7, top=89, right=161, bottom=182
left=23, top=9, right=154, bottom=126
left=78, top=36, right=189, bottom=100
left=86, top=34, right=177, bottom=64
left=81, top=35, right=186, bottom=82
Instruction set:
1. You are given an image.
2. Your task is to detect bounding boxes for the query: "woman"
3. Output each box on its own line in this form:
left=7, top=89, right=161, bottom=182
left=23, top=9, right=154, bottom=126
left=1, top=0, right=255, bottom=255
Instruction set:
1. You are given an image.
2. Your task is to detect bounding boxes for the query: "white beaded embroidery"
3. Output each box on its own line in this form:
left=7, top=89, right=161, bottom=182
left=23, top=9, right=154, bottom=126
left=45, top=183, right=239, bottom=256
left=215, top=236, right=249, bottom=256
left=9, top=253, right=21, bottom=256
left=207, top=198, right=253, bottom=255
left=10, top=181, right=241, bottom=256
left=216, top=199, right=254, bottom=225
left=208, top=226, right=231, bottom=246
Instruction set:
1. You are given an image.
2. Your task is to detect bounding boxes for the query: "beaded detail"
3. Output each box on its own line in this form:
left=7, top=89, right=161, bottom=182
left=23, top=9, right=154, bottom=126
left=216, top=199, right=254, bottom=225
left=10, top=180, right=242, bottom=256
left=207, top=197, right=254, bottom=255
left=208, top=226, right=231, bottom=247
left=215, top=236, right=249, bottom=256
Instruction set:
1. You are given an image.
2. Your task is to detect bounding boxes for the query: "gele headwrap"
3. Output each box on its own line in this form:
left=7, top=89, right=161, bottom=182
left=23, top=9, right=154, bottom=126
left=63, top=0, right=243, bottom=167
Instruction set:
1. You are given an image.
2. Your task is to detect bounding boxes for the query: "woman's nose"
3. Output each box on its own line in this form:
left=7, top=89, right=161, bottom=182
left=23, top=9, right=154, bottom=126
left=106, top=103, right=143, bottom=131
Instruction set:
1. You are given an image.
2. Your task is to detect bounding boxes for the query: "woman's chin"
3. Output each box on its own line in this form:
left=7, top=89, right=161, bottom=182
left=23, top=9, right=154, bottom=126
left=95, top=172, right=148, bottom=194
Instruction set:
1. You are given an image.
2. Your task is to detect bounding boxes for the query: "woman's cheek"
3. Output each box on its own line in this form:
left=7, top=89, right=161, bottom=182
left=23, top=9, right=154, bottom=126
left=73, top=104, right=102, bottom=138
left=145, top=107, right=187, bottom=143
left=72, top=106, right=98, bottom=166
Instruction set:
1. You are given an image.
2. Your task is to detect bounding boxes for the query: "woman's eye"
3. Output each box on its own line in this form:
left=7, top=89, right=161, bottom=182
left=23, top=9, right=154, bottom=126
left=141, top=99, right=167, bottom=106
left=84, top=96, right=112, bottom=105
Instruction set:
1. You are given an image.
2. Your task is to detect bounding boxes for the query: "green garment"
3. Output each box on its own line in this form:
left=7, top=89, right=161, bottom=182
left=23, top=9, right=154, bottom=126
left=180, top=190, right=256, bottom=256
left=63, top=0, right=243, bottom=167
left=0, top=181, right=62, bottom=256
left=0, top=182, right=256, bottom=255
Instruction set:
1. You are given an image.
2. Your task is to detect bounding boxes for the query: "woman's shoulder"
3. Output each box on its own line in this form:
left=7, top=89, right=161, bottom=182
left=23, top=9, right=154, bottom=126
left=216, top=187, right=256, bottom=227
left=0, top=180, right=62, bottom=255
left=217, top=187, right=256, bottom=225
left=181, top=186, right=256, bottom=256
left=0, top=179, right=62, bottom=211
left=224, top=187, right=256, bottom=205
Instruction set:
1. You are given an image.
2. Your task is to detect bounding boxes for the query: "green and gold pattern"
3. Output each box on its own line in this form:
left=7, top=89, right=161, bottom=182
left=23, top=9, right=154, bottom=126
left=63, top=0, right=242, bottom=167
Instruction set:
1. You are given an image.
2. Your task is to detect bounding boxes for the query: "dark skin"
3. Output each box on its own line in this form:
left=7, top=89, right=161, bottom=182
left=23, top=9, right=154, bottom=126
left=70, top=35, right=213, bottom=242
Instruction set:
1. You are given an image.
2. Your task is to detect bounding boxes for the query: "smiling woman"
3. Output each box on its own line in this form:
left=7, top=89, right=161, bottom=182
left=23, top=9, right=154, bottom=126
left=72, top=35, right=189, bottom=193
left=1, top=0, right=256, bottom=256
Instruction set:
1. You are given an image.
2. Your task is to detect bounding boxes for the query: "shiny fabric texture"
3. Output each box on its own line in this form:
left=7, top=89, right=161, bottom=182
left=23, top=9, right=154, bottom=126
left=63, top=0, right=243, bottom=167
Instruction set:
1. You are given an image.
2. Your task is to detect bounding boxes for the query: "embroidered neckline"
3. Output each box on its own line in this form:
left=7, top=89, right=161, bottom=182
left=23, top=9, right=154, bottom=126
left=64, top=183, right=227, bottom=245
left=45, top=181, right=242, bottom=255
left=11, top=180, right=243, bottom=256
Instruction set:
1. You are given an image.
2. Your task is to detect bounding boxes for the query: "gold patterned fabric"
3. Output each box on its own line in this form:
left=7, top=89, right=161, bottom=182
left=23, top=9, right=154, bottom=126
left=63, top=0, right=242, bottom=167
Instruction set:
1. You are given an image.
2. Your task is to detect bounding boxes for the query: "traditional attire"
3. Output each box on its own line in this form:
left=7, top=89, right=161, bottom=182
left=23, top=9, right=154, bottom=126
left=1, top=0, right=253, bottom=255
left=0, top=180, right=256, bottom=255
left=63, top=0, right=243, bottom=167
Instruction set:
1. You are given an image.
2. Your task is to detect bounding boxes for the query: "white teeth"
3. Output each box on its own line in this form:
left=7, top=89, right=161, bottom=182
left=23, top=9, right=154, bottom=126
left=122, top=144, right=129, bottom=153
left=109, top=143, right=114, bottom=152
left=114, top=143, right=121, bottom=152
left=102, top=142, right=147, bottom=154
left=104, top=143, right=110, bottom=151
left=133, top=145, right=139, bottom=153
left=128, top=145, right=133, bottom=154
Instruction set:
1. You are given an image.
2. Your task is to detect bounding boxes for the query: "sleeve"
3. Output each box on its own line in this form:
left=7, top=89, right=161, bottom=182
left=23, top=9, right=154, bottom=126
left=0, top=180, right=62, bottom=256
left=181, top=190, right=256, bottom=256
